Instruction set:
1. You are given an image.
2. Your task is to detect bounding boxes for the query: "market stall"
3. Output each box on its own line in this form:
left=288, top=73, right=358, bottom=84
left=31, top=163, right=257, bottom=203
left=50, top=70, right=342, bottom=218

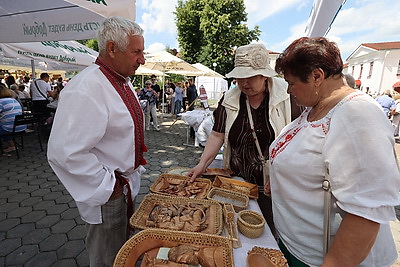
left=113, top=169, right=286, bottom=266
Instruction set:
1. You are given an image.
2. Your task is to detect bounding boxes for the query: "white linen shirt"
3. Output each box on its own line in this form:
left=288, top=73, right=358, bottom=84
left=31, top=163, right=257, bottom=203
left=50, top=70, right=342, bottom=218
left=47, top=64, right=145, bottom=224
left=270, top=92, right=400, bottom=266
left=30, top=79, right=51, bottom=100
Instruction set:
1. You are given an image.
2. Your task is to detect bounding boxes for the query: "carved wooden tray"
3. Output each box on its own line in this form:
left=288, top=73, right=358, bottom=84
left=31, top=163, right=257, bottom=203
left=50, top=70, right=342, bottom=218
left=202, top=168, right=234, bottom=178
left=130, top=194, right=223, bottom=235
left=207, top=187, right=249, bottom=213
left=113, top=229, right=234, bottom=267
left=213, top=176, right=259, bottom=199
left=150, top=173, right=211, bottom=199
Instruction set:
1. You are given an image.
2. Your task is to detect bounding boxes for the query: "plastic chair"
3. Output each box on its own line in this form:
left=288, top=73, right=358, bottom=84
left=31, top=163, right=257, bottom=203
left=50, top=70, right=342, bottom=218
left=0, top=113, right=44, bottom=158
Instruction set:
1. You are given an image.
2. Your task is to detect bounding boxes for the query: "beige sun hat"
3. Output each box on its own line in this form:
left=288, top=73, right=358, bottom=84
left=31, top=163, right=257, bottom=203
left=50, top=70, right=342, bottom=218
left=226, top=43, right=276, bottom=78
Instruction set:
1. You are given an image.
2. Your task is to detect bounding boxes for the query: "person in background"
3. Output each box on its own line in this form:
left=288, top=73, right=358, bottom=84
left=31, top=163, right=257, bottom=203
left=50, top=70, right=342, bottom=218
left=0, top=84, right=26, bottom=153
left=186, top=79, right=198, bottom=138
left=188, top=44, right=299, bottom=237
left=17, top=84, right=30, bottom=99
left=174, top=81, right=183, bottom=116
left=375, top=90, right=396, bottom=119
left=23, top=76, right=31, bottom=96
left=271, top=36, right=399, bottom=266
left=5, top=74, right=16, bottom=89
left=198, top=85, right=209, bottom=110
left=30, top=73, right=52, bottom=117
left=392, top=96, right=400, bottom=137
left=47, top=16, right=146, bottom=267
left=150, top=74, right=161, bottom=110
left=139, top=80, right=160, bottom=131
left=182, top=81, right=188, bottom=111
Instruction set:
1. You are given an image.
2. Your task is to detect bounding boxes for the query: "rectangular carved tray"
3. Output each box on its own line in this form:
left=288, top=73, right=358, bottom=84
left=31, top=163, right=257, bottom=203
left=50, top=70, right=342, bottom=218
left=114, top=228, right=234, bottom=267
left=207, top=187, right=249, bottom=213
left=150, top=173, right=212, bottom=199
left=213, top=176, right=259, bottom=199
left=130, top=194, right=223, bottom=235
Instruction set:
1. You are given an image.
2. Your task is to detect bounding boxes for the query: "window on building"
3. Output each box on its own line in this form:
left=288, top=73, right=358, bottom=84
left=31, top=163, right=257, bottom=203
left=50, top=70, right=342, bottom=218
left=359, top=64, right=363, bottom=79
left=352, top=66, right=355, bottom=76
left=368, top=62, right=374, bottom=78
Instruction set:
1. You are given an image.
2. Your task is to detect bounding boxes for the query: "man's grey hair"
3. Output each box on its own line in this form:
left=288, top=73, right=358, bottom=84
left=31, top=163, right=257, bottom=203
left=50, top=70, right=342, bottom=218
left=97, top=16, right=144, bottom=53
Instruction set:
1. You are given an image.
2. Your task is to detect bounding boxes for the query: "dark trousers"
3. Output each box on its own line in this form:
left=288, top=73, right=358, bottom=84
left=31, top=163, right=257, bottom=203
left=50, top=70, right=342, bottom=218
left=257, top=193, right=277, bottom=239
left=32, top=100, right=50, bottom=118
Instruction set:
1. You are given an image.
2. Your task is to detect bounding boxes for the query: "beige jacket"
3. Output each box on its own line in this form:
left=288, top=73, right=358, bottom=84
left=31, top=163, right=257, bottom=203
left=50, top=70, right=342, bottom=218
left=221, top=77, right=291, bottom=168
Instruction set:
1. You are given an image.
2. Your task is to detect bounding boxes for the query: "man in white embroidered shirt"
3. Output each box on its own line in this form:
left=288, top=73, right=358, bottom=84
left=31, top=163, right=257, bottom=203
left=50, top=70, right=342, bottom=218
left=47, top=17, right=146, bottom=267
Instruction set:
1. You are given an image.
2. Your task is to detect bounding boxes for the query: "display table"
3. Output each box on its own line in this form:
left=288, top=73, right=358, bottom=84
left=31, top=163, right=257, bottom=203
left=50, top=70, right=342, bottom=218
left=230, top=199, right=279, bottom=266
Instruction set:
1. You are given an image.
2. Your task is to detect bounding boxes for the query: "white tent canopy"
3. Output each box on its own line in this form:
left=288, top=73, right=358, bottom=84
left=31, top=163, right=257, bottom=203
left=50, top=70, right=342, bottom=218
left=0, top=41, right=98, bottom=70
left=0, top=0, right=136, bottom=43
left=192, top=63, right=225, bottom=78
left=143, top=51, right=200, bottom=73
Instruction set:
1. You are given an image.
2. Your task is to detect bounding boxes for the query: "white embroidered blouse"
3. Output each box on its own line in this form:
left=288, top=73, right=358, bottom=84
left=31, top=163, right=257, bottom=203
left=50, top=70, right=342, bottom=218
left=270, top=91, right=400, bottom=266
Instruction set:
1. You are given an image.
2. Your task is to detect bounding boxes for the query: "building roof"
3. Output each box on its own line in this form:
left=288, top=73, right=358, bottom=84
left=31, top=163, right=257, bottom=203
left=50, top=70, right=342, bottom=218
left=362, top=42, right=400, bottom=50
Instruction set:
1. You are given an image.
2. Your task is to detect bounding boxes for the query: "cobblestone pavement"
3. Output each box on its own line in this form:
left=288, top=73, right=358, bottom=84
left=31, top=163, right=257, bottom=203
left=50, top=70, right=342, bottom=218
left=0, top=113, right=202, bottom=267
left=1, top=113, right=400, bottom=266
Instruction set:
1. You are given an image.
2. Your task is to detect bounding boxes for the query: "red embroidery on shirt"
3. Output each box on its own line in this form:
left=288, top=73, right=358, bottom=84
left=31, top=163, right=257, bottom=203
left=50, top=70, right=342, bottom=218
left=270, top=92, right=364, bottom=163
left=95, top=58, right=146, bottom=168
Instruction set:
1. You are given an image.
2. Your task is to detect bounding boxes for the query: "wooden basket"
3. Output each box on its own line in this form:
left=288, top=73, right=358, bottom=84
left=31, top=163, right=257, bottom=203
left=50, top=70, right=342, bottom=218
left=207, top=187, right=249, bottom=212
left=247, top=246, right=288, bottom=267
left=130, top=193, right=223, bottom=235
left=237, top=210, right=265, bottom=238
left=150, top=173, right=211, bottom=199
left=212, top=176, right=259, bottom=199
left=113, top=228, right=234, bottom=267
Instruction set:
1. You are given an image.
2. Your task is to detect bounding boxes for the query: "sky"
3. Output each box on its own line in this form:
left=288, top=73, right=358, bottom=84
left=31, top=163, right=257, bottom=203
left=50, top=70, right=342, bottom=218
left=135, top=0, right=400, bottom=61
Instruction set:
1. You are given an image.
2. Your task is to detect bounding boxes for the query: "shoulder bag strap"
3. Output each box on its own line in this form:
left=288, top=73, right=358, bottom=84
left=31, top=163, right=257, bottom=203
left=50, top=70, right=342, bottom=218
left=34, top=80, right=49, bottom=100
left=322, top=167, right=332, bottom=256
left=246, top=97, right=269, bottom=190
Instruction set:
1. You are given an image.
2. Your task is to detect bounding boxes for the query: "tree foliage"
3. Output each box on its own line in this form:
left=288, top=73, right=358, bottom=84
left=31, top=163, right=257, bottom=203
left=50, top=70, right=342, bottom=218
left=77, top=39, right=99, bottom=52
left=175, top=0, right=260, bottom=75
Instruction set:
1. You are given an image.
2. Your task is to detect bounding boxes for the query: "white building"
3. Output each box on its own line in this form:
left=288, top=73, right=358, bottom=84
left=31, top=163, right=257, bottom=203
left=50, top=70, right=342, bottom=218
left=344, top=42, right=400, bottom=94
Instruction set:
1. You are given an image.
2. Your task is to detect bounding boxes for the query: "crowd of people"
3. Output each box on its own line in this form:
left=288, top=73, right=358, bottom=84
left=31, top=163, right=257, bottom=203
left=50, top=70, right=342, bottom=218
left=0, top=71, right=68, bottom=152
left=1, top=15, right=399, bottom=267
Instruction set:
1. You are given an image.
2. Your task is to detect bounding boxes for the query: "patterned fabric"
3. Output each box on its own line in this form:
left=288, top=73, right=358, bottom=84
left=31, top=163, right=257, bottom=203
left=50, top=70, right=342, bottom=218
left=0, top=98, right=25, bottom=132
left=138, top=88, right=157, bottom=106
left=95, top=58, right=147, bottom=169
left=213, top=93, right=274, bottom=188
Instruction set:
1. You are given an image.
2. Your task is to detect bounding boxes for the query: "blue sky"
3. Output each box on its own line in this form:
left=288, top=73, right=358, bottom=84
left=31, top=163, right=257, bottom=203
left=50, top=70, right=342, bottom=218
left=135, top=0, right=400, bottom=61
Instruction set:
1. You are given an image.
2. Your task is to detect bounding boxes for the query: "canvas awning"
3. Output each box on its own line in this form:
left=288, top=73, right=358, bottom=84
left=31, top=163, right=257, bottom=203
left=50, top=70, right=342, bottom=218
left=0, top=0, right=136, bottom=43
left=0, top=41, right=98, bottom=68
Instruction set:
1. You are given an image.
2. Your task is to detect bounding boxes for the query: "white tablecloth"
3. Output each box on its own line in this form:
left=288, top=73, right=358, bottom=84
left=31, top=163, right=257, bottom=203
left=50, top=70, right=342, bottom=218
left=225, top=199, right=280, bottom=266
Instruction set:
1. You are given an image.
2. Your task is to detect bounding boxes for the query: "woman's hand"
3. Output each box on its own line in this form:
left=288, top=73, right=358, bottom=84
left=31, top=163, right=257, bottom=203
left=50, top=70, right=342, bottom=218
left=187, top=163, right=207, bottom=183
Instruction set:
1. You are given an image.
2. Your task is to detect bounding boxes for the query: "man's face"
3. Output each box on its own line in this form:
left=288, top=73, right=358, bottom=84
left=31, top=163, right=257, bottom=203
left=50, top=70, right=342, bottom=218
left=112, top=35, right=145, bottom=77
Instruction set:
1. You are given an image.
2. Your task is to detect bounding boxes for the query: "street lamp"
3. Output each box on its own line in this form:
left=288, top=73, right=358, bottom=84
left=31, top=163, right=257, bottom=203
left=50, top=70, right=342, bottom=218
left=212, top=62, right=217, bottom=71
left=212, top=62, right=217, bottom=99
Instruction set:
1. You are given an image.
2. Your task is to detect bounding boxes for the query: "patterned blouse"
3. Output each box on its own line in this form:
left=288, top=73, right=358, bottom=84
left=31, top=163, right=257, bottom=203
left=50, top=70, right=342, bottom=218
left=213, top=92, right=274, bottom=188
left=0, top=97, right=25, bottom=132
